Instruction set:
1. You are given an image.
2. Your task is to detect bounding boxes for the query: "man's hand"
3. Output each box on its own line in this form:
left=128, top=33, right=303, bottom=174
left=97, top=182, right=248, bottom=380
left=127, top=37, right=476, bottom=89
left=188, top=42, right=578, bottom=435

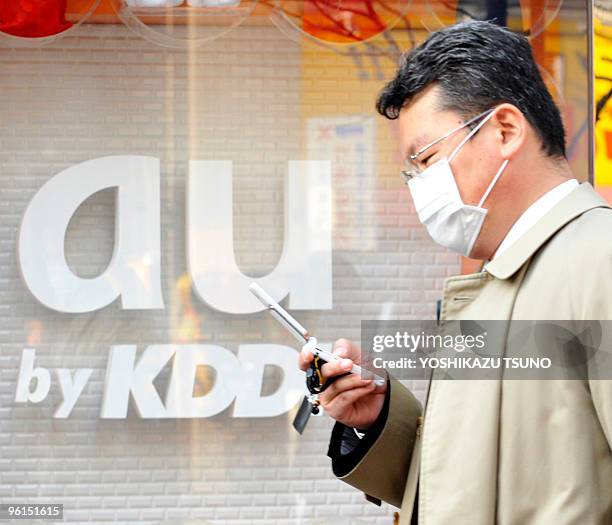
left=298, top=338, right=387, bottom=429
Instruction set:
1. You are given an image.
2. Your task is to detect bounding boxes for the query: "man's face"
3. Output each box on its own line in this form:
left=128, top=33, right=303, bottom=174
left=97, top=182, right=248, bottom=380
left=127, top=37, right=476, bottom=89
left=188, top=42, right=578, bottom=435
left=397, top=84, right=502, bottom=208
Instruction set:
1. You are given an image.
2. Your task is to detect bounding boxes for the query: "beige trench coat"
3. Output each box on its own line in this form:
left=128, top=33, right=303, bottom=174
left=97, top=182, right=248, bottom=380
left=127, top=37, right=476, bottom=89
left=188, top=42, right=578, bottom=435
left=335, top=182, right=612, bottom=524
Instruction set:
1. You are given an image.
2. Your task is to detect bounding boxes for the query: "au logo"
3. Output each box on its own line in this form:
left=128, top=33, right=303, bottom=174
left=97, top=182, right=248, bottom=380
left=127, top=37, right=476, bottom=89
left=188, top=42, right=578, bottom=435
left=18, top=155, right=332, bottom=314
left=14, top=155, right=333, bottom=419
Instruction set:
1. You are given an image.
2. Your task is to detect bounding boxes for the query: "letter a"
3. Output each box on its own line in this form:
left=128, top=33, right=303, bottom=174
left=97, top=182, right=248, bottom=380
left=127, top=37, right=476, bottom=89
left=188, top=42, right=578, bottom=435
left=18, top=155, right=164, bottom=313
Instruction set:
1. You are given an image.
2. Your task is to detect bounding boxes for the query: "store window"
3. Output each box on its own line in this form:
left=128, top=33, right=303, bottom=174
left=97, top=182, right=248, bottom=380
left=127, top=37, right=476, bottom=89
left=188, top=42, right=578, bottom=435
left=0, top=1, right=592, bottom=523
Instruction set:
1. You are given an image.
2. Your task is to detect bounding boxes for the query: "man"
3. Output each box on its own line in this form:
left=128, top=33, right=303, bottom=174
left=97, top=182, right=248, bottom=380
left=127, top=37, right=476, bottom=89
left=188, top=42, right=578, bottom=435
left=299, top=21, right=612, bottom=524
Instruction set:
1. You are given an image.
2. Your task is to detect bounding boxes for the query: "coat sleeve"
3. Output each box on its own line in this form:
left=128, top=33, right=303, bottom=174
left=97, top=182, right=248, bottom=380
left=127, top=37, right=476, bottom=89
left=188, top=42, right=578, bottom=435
left=326, top=372, right=422, bottom=508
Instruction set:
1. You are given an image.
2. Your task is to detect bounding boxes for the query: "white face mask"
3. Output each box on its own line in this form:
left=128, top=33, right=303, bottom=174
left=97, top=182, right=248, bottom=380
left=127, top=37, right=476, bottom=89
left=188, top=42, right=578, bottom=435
left=406, top=110, right=509, bottom=257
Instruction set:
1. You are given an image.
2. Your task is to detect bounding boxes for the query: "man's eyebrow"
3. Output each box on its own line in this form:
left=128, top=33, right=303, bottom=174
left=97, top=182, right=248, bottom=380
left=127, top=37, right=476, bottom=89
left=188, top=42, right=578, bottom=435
left=405, top=134, right=430, bottom=159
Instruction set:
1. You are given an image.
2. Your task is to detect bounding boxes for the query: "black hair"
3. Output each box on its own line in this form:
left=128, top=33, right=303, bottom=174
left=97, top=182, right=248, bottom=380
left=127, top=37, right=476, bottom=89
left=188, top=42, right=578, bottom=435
left=376, top=20, right=566, bottom=158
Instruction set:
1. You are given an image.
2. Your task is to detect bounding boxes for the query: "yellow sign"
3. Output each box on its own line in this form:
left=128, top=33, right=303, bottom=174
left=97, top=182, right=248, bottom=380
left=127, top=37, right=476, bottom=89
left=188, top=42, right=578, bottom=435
left=595, top=19, right=612, bottom=187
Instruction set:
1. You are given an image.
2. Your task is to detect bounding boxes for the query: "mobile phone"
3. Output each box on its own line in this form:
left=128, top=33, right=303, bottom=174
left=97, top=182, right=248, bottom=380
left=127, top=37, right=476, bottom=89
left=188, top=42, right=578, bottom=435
left=249, top=282, right=386, bottom=386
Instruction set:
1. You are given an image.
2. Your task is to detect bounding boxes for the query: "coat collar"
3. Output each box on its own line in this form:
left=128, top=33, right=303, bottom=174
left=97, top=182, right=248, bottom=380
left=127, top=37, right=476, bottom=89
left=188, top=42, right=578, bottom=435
left=484, top=182, right=611, bottom=280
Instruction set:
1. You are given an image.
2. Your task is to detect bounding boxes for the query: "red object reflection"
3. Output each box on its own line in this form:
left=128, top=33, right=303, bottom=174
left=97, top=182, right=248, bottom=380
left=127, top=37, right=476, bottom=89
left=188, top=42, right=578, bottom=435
left=0, top=0, right=72, bottom=38
left=302, top=0, right=389, bottom=43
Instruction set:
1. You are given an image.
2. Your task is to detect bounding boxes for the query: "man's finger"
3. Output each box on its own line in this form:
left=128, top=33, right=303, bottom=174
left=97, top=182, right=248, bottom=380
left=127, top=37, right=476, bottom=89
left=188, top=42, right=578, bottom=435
left=323, top=383, right=377, bottom=419
left=298, top=346, right=314, bottom=371
left=319, top=374, right=373, bottom=405
left=333, top=338, right=361, bottom=364
left=320, top=357, right=354, bottom=379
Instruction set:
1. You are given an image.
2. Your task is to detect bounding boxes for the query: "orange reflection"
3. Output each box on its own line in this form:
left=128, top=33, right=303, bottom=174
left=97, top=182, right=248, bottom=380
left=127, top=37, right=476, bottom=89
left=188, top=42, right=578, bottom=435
left=26, top=320, right=44, bottom=345
left=175, top=273, right=202, bottom=343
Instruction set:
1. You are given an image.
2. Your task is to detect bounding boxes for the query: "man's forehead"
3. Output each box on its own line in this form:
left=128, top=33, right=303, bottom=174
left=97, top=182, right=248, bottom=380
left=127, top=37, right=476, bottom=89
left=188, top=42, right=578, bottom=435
left=399, top=106, right=464, bottom=158
left=399, top=115, right=434, bottom=158
left=398, top=101, right=438, bottom=158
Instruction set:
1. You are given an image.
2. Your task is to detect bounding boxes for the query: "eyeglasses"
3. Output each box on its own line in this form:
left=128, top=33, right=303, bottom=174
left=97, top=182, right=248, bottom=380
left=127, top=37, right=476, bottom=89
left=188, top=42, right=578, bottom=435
left=400, top=108, right=495, bottom=184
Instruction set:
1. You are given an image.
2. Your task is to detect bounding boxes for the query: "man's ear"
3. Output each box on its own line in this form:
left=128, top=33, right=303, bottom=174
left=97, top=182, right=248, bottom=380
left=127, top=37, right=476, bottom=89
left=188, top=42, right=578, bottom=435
left=491, top=103, right=526, bottom=159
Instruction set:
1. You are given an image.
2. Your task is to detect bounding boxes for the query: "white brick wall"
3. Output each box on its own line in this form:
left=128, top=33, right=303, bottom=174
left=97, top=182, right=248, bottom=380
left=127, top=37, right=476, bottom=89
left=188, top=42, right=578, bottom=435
left=0, top=22, right=460, bottom=524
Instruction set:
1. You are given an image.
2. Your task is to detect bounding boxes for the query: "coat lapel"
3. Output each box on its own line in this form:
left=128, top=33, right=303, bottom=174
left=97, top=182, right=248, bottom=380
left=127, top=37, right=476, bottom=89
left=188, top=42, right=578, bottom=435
left=485, top=182, right=610, bottom=280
